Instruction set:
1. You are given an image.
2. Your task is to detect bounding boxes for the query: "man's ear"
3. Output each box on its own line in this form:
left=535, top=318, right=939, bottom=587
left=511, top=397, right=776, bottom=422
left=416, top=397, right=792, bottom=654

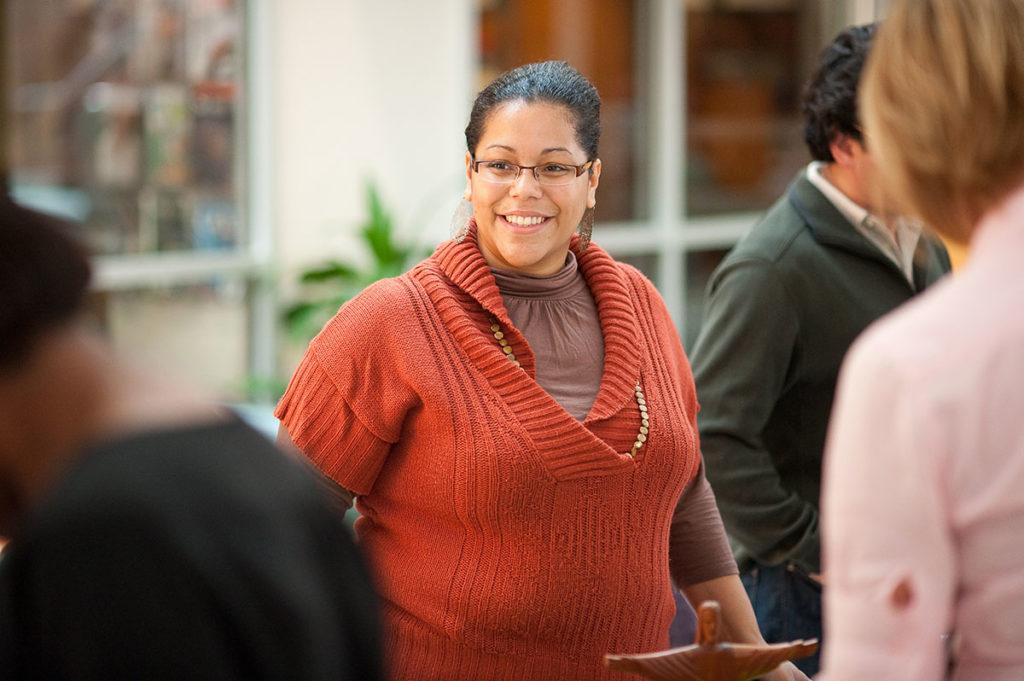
left=828, top=132, right=857, bottom=168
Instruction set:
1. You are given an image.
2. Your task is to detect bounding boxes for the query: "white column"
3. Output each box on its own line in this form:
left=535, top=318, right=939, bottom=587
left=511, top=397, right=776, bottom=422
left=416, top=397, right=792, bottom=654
left=648, top=0, right=685, bottom=328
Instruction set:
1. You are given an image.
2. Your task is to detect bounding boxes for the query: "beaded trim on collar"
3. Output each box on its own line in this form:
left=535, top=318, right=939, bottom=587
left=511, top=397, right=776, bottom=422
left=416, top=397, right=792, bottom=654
left=488, top=316, right=649, bottom=457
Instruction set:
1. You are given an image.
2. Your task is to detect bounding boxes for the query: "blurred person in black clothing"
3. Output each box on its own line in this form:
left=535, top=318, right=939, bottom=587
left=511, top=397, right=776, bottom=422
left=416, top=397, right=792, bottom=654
left=0, top=196, right=383, bottom=681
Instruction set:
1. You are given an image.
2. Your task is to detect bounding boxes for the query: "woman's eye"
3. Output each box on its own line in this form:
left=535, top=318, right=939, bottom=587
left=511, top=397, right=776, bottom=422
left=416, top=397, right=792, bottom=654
left=487, top=161, right=513, bottom=171
left=543, top=164, right=570, bottom=173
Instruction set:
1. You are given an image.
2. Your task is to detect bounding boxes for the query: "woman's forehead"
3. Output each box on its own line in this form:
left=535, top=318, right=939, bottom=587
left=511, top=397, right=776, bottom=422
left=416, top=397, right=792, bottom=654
left=477, top=100, right=581, bottom=154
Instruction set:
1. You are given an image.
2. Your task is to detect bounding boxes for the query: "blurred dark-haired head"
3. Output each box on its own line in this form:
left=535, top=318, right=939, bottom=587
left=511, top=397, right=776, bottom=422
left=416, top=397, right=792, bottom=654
left=0, top=198, right=92, bottom=372
left=802, top=23, right=878, bottom=162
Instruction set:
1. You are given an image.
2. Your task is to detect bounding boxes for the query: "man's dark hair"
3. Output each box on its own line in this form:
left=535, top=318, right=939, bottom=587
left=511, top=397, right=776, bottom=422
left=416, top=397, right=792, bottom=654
left=465, top=60, right=601, bottom=162
left=0, top=197, right=92, bottom=371
left=802, top=23, right=878, bottom=162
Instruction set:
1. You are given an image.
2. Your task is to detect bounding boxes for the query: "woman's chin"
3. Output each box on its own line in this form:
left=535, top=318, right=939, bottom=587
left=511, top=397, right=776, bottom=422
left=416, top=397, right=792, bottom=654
left=478, top=226, right=573, bottom=275
left=493, top=247, right=567, bottom=275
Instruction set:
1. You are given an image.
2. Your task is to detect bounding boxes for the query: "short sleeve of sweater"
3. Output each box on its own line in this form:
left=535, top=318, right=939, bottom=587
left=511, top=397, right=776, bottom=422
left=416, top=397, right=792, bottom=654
left=275, top=279, right=420, bottom=495
left=668, top=462, right=738, bottom=587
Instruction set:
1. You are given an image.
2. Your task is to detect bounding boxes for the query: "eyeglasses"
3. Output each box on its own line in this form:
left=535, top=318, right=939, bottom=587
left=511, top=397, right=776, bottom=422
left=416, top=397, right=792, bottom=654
left=471, top=159, right=593, bottom=187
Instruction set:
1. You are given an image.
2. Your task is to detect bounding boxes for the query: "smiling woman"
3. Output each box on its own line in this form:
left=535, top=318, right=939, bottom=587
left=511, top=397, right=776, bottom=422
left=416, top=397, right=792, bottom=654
left=467, top=99, right=600, bottom=275
left=274, top=61, right=808, bottom=681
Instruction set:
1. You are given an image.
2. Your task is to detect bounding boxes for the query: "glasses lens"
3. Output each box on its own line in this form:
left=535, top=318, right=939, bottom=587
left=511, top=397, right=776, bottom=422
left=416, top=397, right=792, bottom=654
left=535, top=165, right=576, bottom=186
left=476, top=161, right=518, bottom=183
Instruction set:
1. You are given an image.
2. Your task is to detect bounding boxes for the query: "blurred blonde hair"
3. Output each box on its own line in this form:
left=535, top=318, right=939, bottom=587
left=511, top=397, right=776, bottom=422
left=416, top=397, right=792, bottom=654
left=861, top=0, right=1024, bottom=244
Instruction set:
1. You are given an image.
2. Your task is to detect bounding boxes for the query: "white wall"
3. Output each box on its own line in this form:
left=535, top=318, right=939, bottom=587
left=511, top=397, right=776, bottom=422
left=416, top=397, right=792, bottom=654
left=270, top=0, right=475, bottom=282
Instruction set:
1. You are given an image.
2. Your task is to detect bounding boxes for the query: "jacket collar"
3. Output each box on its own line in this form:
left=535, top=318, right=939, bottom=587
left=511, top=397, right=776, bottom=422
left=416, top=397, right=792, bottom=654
left=788, top=171, right=946, bottom=290
left=788, top=171, right=884, bottom=259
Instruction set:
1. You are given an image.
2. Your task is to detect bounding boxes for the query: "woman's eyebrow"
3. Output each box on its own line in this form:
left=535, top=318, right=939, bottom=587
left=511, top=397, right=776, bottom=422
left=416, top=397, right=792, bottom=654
left=482, top=144, right=573, bottom=155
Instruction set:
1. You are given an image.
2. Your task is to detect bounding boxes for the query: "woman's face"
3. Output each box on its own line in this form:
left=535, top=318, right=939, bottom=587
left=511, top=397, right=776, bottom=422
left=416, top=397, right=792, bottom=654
left=465, top=100, right=600, bottom=276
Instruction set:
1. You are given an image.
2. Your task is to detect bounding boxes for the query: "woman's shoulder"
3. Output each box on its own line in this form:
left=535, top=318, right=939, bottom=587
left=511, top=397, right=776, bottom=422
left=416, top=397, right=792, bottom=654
left=309, top=254, right=466, bottom=350
left=582, top=243, right=656, bottom=292
left=329, top=260, right=450, bottom=323
left=306, top=272, right=424, bottom=352
left=604, top=255, right=669, bottom=310
left=615, top=258, right=657, bottom=290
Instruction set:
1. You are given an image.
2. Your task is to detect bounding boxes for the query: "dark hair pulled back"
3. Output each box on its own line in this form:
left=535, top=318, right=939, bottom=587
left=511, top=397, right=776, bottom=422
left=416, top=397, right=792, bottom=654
left=465, top=60, right=601, bottom=161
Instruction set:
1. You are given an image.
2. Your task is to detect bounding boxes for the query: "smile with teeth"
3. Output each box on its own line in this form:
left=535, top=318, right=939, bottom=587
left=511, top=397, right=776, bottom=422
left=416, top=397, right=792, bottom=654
left=503, top=214, right=547, bottom=226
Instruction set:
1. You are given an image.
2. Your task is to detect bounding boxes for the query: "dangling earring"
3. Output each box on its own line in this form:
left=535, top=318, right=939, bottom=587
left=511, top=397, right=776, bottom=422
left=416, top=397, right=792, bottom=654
left=577, top=206, right=595, bottom=252
left=450, top=195, right=473, bottom=243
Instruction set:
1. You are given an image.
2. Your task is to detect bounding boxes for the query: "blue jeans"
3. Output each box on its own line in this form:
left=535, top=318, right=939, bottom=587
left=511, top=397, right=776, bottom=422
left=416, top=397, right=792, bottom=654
left=669, top=586, right=697, bottom=646
left=741, top=561, right=823, bottom=676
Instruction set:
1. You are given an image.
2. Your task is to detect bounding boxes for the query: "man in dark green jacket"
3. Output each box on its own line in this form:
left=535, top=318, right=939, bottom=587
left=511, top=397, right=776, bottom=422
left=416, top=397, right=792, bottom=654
left=689, top=23, right=951, bottom=677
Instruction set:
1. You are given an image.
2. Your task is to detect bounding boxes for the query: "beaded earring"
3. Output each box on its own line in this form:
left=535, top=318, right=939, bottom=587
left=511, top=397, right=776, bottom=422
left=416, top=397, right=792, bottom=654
left=450, top=196, right=473, bottom=243
left=577, top=206, right=595, bottom=252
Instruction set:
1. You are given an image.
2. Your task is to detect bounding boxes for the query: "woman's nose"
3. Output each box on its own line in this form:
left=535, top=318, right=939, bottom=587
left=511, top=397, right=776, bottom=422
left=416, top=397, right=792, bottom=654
left=510, top=168, right=543, bottom=196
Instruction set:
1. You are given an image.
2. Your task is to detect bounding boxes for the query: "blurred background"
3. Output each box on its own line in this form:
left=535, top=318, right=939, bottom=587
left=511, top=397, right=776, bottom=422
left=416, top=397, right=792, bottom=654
left=1, top=0, right=895, bottom=411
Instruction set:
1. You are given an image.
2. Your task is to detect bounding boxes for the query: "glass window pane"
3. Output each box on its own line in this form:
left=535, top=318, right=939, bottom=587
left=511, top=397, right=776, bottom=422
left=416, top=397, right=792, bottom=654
left=4, top=0, right=244, bottom=255
left=685, top=3, right=822, bottom=216
left=477, top=0, right=643, bottom=221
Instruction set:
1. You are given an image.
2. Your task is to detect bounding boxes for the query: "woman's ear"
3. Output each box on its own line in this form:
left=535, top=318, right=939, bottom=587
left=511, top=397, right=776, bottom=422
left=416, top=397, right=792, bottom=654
left=587, top=158, right=602, bottom=209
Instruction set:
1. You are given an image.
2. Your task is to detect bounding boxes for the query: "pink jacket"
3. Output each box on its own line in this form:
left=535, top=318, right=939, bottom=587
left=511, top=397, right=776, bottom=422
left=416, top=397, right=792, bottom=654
left=821, top=186, right=1024, bottom=680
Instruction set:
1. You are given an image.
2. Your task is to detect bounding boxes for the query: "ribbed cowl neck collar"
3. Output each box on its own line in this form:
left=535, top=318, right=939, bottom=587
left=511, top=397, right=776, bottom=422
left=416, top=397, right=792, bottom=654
left=430, top=219, right=641, bottom=426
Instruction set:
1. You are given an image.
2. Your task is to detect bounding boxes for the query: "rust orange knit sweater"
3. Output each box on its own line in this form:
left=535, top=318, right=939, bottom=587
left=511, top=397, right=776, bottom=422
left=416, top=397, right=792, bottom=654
left=276, top=230, right=704, bottom=681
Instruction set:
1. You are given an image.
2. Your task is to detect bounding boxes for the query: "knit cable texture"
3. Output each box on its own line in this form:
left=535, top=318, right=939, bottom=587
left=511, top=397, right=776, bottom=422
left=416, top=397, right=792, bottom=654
left=276, top=227, right=702, bottom=680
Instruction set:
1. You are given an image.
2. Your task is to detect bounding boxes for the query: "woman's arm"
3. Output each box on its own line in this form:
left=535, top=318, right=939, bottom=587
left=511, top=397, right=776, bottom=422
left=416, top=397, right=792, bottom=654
left=669, top=463, right=738, bottom=587
left=682, top=574, right=811, bottom=681
left=276, top=423, right=355, bottom=515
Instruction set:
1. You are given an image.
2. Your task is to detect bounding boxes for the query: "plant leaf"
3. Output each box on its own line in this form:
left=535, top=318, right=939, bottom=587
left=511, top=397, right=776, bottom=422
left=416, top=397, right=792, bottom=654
left=299, top=261, right=359, bottom=283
